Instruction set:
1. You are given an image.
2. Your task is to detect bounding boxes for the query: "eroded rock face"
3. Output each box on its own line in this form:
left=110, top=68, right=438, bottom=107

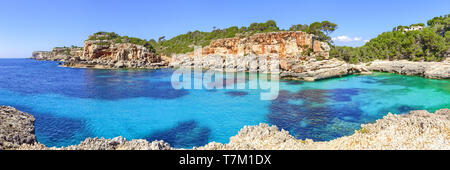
left=0, top=106, right=36, bottom=150
left=367, top=60, right=450, bottom=79
left=168, top=31, right=361, bottom=81
left=200, top=31, right=329, bottom=58
left=32, top=47, right=83, bottom=61
left=280, top=58, right=370, bottom=81
left=60, top=40, right=166, bottom=69
left=31, top=36, right=167, bottom=69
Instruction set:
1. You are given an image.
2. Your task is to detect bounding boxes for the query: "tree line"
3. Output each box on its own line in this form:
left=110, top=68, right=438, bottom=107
left=330, top=14, right=449, bottom=63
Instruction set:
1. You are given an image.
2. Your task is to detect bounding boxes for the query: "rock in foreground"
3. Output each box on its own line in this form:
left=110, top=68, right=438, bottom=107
left=18, top=137, right=172, bottom=150
left=0, top=106, right=36, bottom=150
left=4, top=106, right=449, bottom=150
left=195, top=109, right=450, bottom=150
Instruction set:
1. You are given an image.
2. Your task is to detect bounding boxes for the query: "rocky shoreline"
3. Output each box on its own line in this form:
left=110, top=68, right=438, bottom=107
left=0, top=106, right=36, bottom=150
left=367, top=59, right=450, bottom=79
left=2, top=106, right=448, bottom=150
left=31, top=31, right=449, bottom=81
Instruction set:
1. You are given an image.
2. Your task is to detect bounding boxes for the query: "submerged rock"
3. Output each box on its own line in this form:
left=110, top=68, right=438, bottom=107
left=0, top=106, right=36, bottom=150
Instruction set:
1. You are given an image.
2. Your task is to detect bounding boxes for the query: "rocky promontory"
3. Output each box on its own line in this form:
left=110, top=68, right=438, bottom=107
left=32, top=47, right=83, bottom=61
left=3, top=106, right=448, bottom=150
left=32, top=33, right=168, bottom=69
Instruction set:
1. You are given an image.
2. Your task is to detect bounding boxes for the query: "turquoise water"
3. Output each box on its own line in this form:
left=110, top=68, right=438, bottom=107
left=0, top=59, right=449, bottom=148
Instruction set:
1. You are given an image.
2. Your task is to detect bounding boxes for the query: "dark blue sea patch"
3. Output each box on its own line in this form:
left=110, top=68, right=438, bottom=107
left=292, top=89, right=329, bottom=104
left=145, top=120, right=211, bottom=148
left=82, top=69, right=189, bottom=100
left=328, top=88, right=361, bottom=102
left=34, top=114, right=87, bottom=145
left=378, top=104, right=425, bottom=115
left=267, top=89, right=365, bottom=141
left=225, top=91, right=248, bottom=97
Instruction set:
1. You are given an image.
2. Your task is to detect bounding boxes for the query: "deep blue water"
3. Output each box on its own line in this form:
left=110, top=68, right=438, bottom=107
left=0, top=59, right=449, bottom=148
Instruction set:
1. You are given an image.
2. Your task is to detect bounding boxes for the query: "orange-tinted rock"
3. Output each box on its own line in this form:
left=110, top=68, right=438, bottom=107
left=198, top=31, right=329, bottom=59
left=82, top=40, right=161, bottom=63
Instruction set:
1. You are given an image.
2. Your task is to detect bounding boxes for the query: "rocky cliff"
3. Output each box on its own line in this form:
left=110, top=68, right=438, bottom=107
left=170, top=31, right=369, bottom=81
left=32, top=47, right=83, bottom=61
left=4, top=106, right=449, bottom=150
left=32, top=34, right=167, bottom=69
left=199, top=31, right=330, bottom=58
left=61, top=39, right=166, bottom=69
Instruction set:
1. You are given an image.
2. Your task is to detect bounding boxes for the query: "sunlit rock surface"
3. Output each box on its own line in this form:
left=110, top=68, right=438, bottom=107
left=31, top=34, right=167, bottom=69
left=195, top=109, right=450, bottom=150
left=368, top=59, right=450, bottom=79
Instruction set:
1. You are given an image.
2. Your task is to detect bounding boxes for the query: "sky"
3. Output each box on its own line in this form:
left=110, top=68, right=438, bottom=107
left=0, top=0, right=449, bottom=58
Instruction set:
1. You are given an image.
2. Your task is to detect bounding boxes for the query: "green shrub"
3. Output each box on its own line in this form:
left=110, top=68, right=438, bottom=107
left=330, top=14, right=449, bottom=63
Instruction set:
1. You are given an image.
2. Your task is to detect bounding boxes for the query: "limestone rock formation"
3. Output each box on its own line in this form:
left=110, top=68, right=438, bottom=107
left=199, top=31, right=329, bottom=58
left=32, top=47, right=83, bottom=61
left=168, top=31, right=364, bottom=80
left=18, top=137, right=172, bottom=150
left=195, top=109, right=450, bottom=150
left=280, top=58, right=370, bottom=81
left=31, top=34, right=167, bottom=69
left=0, top=106, right=36, bottom=150
left=61, top=40, right=166, bottom=69
left=367, top=59, right=450, bottom=79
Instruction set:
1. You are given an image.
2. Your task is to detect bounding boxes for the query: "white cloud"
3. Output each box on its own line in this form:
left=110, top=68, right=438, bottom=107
left=332, top=36, right=365, bottom=43
left=353, top=37, right=362, bottom=41
left=363, top=40, right=370, bottom=43
left=332, top=36, right=354, bottom=43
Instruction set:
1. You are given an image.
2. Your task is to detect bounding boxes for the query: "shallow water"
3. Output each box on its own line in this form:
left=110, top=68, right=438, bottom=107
left=0, top=59, right=449, bottom=148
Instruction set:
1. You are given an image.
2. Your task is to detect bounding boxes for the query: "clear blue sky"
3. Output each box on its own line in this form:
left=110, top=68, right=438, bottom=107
left=0, top=0, right=448, bottom=58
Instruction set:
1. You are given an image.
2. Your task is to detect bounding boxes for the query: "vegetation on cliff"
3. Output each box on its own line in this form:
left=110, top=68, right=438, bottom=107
left=88, top=20, right=337, bottom=56
left=153, top=20, right=337, bottom=56
left=330, top=14, right=449, bottom=63
left=87, top=32, right=156, bottom=53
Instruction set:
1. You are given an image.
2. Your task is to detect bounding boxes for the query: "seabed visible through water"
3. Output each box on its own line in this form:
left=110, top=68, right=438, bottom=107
left=0, top=59, right=449, bottom=148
